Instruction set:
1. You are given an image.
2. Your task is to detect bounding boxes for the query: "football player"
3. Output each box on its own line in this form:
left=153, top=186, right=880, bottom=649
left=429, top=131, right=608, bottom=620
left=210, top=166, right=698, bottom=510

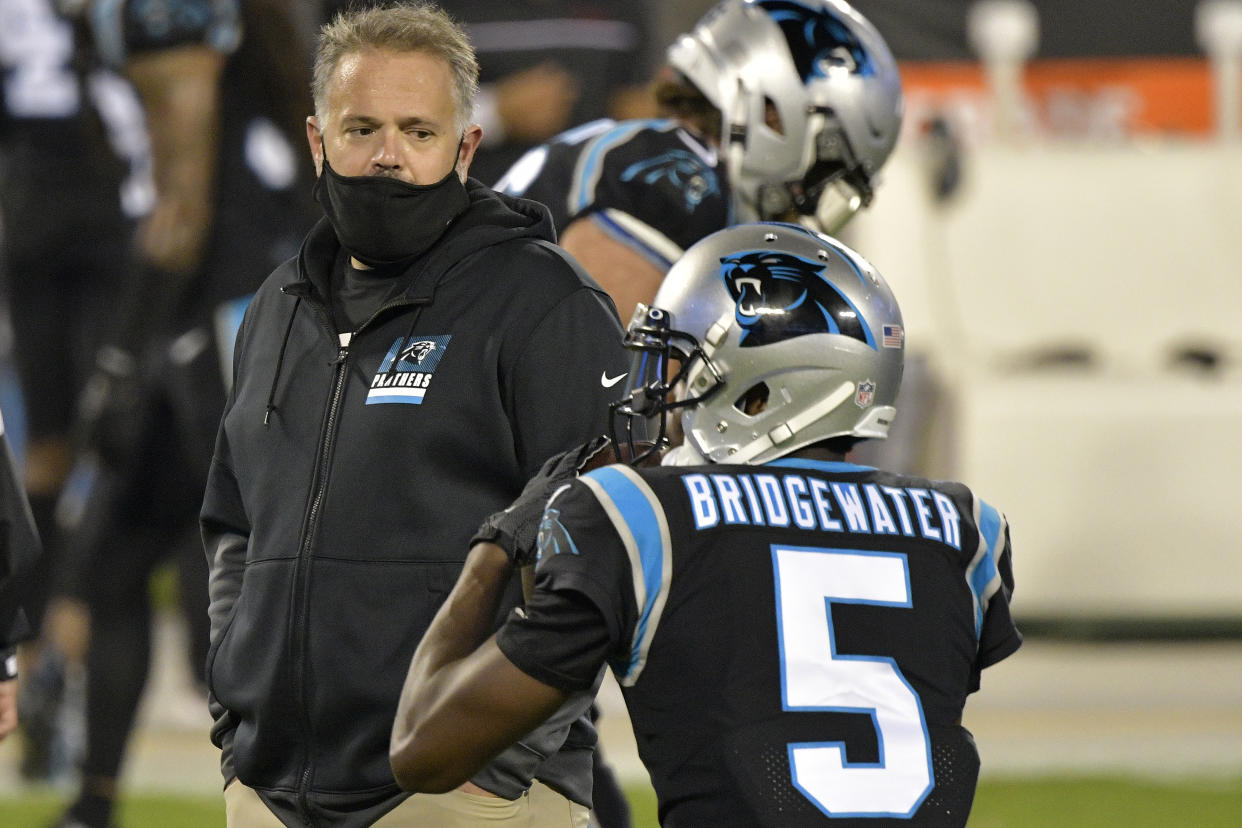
left=44, top=1, right=317, bottom=826
left=0, top=0, right=150, bottom=782
left=494, top=0, right=904, bottom=325
left=390, top=221, right=1021, bottom=827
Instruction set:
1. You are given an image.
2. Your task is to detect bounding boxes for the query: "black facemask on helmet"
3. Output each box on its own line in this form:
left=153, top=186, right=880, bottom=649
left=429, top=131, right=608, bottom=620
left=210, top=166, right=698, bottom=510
left=608, top=304, right=723, bottom=466
left=312, top=143, right=469, bottom=268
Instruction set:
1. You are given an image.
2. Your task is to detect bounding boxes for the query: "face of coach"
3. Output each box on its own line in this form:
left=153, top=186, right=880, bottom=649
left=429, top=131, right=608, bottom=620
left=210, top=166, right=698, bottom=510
left=306, top=46, right=482, bottom=186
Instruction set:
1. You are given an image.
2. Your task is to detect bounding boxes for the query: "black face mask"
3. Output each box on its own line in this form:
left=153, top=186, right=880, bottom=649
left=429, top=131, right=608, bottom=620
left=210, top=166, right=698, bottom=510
left=312, top=149, right=470, bottom=268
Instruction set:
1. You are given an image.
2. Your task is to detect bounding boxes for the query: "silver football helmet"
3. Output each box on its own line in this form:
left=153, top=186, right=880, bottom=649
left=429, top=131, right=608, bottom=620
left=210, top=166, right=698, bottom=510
left=610, top=222, right=903, bottom=466
left=667, top=0, right=903, bottom=234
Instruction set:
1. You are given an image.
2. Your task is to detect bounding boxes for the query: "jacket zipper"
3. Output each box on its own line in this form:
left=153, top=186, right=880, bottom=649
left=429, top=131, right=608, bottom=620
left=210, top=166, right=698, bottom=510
left=292, top=331, right=351, bottom=825
left=279, top=271, right=426, bottom=823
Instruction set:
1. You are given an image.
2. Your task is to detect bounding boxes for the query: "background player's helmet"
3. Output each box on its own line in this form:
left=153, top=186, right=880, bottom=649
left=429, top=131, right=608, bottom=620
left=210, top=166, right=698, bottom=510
left=612, top=222, right=903, bottom=465
left=667, top=0, right=903, bottom=234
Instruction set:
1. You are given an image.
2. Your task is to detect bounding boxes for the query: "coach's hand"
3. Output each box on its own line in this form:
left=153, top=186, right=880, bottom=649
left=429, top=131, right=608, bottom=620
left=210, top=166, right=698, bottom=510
left=471, top=436, right=611, bottom=567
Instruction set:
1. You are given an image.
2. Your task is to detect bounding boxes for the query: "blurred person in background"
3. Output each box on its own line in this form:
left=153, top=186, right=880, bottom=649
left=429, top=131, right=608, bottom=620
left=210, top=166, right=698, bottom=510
left=1, top=409, right=43, bottom=743
left=317, top=0, right=659, bottom=186
left=41, top=1, right=318, bottom=826
left=494, top=0, right=904, bottom=325
left=0, top=0, right=150, bottom=782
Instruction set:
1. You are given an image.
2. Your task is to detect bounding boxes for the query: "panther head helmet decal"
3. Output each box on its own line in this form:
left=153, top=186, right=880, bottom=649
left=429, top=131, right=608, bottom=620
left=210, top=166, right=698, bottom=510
left=719, top=249, right=874, bottom=348
left=755, top=0, right=875, bottom=82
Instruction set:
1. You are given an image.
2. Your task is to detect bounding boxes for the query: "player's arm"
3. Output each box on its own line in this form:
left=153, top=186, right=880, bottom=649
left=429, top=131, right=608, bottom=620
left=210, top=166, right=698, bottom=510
left=560, top=216, right=667, bottom=325
left=389, top=542, right=569, bottom=793
left=84, top=0, right=237, bottom=353
left=126, top=43, right=224, bottom=274
left=391, top=440, right=616, bottom=790
left=0, top=673, right=16, bottom=741
left=72, top=44, right=225, bottom=463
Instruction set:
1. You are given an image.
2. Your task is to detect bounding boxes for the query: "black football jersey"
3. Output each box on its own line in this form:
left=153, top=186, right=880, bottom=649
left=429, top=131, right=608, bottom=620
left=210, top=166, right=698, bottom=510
left=494, top=118, right=732, bottom=272
left=0, top=0, right=146, bottom=215
left=498, top=458, right=1021, bottom=827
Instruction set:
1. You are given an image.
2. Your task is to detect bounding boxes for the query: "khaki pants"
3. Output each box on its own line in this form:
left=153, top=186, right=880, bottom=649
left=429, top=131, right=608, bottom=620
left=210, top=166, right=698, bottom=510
left=224, top=778, right=590, bottom=827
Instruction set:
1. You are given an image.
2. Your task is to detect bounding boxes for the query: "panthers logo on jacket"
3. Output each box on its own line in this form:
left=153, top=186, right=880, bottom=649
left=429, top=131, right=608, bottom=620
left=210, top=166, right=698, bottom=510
left=719, top=250, right=875, bottom=348
left=367, top=334, right=452, bottom=405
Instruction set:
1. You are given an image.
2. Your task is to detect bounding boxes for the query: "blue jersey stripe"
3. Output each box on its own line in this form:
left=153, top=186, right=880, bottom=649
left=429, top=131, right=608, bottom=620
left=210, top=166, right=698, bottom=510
left=580, top=465, right=672, bottom=686
left=968, top=500, right=1003, bottom=636
left=590, top=211, right=675, bottom=271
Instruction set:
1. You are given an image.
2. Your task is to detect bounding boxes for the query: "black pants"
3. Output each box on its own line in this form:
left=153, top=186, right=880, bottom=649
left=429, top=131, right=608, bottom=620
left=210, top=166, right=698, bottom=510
left=61, top=328, right=225, bottom=781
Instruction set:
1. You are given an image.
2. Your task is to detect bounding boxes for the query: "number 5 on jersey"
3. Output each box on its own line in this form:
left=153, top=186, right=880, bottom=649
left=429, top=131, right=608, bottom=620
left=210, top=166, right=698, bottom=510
left=772, top=545, right=933, bottom=818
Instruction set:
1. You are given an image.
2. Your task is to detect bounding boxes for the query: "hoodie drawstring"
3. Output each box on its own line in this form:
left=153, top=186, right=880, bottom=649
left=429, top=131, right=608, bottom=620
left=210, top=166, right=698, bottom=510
left=386, top=305, right=425, bottom=378
left=265, top=296, right=301, bottom=426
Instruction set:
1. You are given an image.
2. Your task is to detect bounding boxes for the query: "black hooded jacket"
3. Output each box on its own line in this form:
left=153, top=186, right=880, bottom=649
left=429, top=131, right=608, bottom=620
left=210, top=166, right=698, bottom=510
left=200, top=181, right=629, bottom=826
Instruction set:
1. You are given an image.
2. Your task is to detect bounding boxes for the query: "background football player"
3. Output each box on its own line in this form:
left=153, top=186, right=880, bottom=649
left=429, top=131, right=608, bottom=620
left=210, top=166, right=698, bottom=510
left=494, top=0, right=903, bottom=324
left=390, top=221, right=1021, bottom=827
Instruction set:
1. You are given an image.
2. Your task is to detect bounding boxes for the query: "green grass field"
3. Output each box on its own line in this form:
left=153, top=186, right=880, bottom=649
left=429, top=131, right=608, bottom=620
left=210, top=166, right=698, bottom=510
left=2, top=776, right=1239, bottom=827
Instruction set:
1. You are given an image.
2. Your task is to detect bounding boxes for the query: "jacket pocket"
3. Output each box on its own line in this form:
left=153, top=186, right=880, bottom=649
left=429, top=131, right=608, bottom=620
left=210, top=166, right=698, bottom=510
left=206, top=559, right=302, bottom=788
left=300, top=558, right=466, bottom=792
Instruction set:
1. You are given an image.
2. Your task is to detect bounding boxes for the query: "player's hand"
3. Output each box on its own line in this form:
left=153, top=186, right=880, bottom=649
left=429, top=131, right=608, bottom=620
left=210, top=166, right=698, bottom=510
left=74, top=345, right=144, bottom=467
left=471, top=436, right=611, bottom=567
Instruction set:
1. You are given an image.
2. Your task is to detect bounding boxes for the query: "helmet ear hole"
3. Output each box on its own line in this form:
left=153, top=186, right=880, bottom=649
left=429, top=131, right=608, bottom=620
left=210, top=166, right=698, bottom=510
left=763, top=96, right=784, bottom=135
left=734, top=382, right=770, bottom=416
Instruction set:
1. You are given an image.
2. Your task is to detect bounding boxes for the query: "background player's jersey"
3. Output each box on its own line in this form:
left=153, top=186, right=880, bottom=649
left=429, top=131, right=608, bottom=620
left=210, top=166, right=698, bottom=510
left=0, top=0, right=151, bottom=216
left=495, top=118, right=731, bottom=272
left=498, top=458, right=1021, bottom=827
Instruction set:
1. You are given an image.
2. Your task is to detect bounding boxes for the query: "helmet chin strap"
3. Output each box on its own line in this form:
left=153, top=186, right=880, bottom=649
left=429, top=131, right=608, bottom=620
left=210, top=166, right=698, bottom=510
left=797, top=179, right=864, bottom=235
left=799, top=108, right=828, bottom=183
left=803, top=109, right=874, bottom=233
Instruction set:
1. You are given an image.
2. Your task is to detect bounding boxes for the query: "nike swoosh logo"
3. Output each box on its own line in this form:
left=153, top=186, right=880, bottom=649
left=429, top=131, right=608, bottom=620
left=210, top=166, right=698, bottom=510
left=600, top=371, right=628, bottom=388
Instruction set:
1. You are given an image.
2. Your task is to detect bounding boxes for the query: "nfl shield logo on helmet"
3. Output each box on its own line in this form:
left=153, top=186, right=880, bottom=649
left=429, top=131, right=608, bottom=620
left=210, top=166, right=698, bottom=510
left=855, top=379, right=876, bottom=408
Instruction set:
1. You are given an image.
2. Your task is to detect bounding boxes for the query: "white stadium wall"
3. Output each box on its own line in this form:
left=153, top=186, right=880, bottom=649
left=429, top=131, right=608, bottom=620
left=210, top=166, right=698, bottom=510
left=844, top=138, right=1242, bottom=622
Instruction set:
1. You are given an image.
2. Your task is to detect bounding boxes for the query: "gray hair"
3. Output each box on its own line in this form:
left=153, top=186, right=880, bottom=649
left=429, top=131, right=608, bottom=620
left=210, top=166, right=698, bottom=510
left=312, top=2, right=479, bottom=133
